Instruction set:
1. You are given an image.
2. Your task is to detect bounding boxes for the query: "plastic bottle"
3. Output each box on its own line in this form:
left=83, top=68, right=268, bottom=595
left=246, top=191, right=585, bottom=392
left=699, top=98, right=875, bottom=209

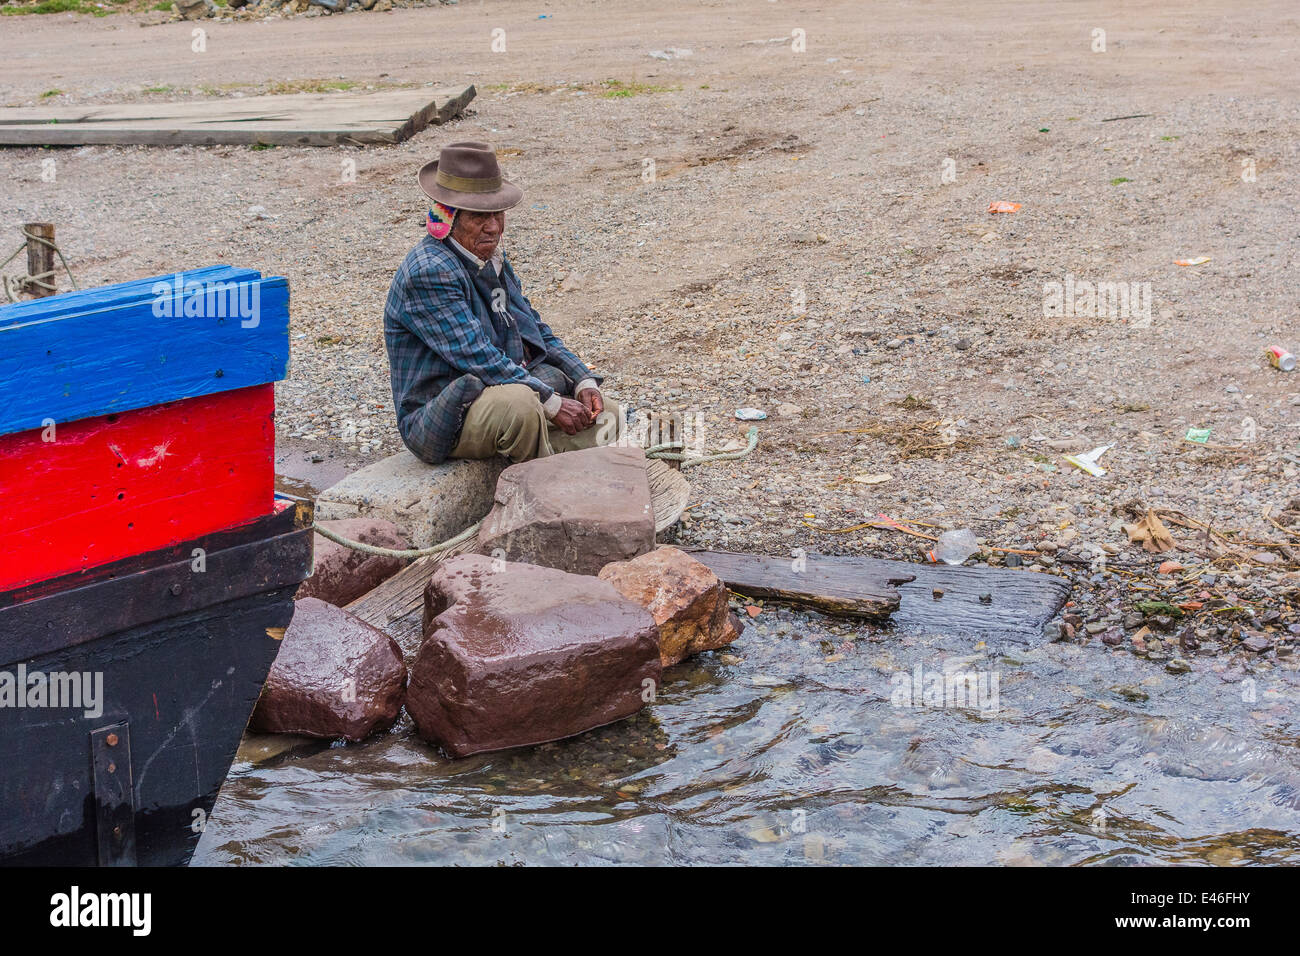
left=928, top=529, right=979, bottom=565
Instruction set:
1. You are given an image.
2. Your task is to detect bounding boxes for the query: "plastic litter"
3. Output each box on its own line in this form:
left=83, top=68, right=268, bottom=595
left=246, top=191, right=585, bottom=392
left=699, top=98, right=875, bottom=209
left=1174, top=256, right=1211, bottom=266
left=734, top=408, right=767, bottom=421
left=1185, top=428, right=1212, bottom=444
left=927, top=528, right=979, bottom=565
left=987, top=201, right=1021, bottom=213
left=1063, top=444, right=1114, bottom=477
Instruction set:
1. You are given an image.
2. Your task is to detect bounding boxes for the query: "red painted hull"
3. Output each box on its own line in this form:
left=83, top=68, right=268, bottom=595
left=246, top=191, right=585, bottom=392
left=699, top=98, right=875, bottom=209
left=0, top=384, right=274, bottom=592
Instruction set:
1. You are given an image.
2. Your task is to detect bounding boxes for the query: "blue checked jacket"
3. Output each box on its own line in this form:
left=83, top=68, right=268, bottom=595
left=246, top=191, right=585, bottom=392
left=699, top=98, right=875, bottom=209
left=384, top=234, right=600, bottom=463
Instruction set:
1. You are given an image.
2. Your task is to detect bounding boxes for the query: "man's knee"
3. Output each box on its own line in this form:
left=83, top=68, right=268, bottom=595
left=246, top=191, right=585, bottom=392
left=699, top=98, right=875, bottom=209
left=476, top=384, right=543, bottom=422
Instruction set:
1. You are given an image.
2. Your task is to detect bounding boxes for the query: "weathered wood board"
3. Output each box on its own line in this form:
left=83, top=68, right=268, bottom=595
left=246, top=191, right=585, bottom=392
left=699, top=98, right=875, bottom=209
left=885, top=560, right=1071, bottom=640
left=689, top=550, right=1070, bottom=641
left=348, top=545, right=474, bottom=667
left=686, top=550, right=914, bottom=619
left=0, top=86, right=475, bottom=147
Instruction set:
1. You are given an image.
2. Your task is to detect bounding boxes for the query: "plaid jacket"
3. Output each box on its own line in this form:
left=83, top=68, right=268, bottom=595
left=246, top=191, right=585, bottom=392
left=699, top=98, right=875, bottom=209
left=384, top=234, right=599, bottom=463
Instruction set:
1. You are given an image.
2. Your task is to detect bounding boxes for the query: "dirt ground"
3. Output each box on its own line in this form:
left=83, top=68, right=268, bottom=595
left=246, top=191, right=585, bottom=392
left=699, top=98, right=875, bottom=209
left=2, top=0, right=1298, bottom=668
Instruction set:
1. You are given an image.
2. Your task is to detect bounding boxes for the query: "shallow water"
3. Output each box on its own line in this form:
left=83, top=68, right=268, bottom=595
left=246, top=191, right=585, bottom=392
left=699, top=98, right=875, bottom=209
left=195, top=608, right=1300, bottom=866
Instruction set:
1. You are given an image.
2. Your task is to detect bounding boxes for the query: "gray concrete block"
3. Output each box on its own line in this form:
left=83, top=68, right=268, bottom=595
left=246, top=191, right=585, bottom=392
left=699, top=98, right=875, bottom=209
left=315, top=451, right=505, bottom=548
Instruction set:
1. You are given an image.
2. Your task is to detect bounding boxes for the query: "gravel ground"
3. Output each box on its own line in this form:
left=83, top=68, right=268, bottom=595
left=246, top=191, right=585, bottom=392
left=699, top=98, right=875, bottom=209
left=2, top=0, right=1297, bottom=670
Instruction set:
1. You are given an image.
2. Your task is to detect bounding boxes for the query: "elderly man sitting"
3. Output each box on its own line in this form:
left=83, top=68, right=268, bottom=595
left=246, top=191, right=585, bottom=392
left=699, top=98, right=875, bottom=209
left=384, top=141, right=617, bottom=464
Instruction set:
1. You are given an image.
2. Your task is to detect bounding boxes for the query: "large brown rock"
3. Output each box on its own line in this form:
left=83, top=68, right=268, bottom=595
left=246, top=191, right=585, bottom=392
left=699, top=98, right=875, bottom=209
left=297, top=517, right=410, bottom=608
left=476, top=445, right=655, bottom=575
left=251, top=597, right=407, bottom=742
left=409, top=553, right=662, bottom=757
left=599, top=547, right=743, bottom=667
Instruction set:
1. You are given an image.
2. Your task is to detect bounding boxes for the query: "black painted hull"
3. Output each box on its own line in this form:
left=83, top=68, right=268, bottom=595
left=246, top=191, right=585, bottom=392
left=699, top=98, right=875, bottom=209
left=0, top=501, right=313, bottom=866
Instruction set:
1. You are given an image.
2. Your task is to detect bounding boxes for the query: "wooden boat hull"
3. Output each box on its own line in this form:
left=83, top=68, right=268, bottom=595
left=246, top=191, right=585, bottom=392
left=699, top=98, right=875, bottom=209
left=0, top=501, right=312, bottom=866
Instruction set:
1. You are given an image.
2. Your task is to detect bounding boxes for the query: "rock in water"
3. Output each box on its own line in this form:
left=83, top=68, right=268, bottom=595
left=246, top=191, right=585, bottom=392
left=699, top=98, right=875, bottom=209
left=251, top=598, right=406, bottom=742
left=476, top=445, right=655, bottom=575
left=599, top=547, right=743, bottom=667
left=297, top=517, right=411, bottom=608
left=410, top=554, right=662, bottom=757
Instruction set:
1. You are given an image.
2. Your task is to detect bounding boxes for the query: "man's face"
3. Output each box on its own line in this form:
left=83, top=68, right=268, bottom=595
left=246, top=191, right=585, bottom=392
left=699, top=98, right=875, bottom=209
left=451, top=209, right=506, bottom=262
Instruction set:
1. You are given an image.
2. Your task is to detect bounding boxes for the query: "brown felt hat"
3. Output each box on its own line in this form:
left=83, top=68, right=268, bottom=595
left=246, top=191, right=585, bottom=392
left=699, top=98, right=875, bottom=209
left=417, top=141, right=523, bottom=212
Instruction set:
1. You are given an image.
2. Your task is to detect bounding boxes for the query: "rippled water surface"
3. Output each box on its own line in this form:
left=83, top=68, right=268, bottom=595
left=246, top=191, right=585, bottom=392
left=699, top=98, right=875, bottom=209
left=196, top=607, right=1300, bottom=865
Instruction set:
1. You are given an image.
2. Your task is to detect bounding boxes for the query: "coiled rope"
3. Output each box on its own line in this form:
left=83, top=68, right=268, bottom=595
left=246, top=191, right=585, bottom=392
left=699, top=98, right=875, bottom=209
left=311, top=426, right=759, bottom=559
left=1, top=227, right=79, bottom=302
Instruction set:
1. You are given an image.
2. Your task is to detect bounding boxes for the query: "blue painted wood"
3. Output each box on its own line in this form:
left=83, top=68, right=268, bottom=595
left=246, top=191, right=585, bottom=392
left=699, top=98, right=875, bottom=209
left=0, top=266, right=260, bottom=327
left=0, top=272, right=290, bottom=435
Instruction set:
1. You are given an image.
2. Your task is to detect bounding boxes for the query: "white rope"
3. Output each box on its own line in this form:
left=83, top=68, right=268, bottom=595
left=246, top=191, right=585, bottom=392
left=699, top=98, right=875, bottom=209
left=311, top=518, right=482, bottom=559
left=1, top=228, right=79, bottom=303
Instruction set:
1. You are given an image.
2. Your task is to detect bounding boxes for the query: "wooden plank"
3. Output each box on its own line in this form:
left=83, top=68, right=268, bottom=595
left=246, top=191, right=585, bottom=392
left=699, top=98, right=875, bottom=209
left=0, top=273, right=288, bottom=434
left=0, top=385, right=275, bottom=592
left=688, top=550, right=1070, bottom=639
left=687, top=550, right=913, bottom=620
left=0, top=494, right=307, bottom=608
left=0, top=265, right=258, bottom=327
left=0, top=88, right=473, bottom=123
left=884, top=560, right=1070, bottom=640
left=347, top=543, right=476, bottom=665
left=0, top=86, right=476, bottom=148
left=0, top=518, right=312, bottom=663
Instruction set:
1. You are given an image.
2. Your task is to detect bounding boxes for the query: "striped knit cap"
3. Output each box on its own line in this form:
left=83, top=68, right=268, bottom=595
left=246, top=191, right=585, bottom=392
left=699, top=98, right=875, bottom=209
left=426, top=201, right=456, bottom=240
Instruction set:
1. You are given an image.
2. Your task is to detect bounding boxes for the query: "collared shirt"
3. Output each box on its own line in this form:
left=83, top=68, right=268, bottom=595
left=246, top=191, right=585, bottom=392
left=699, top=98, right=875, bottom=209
left=448, top=235, right=505, bottom=276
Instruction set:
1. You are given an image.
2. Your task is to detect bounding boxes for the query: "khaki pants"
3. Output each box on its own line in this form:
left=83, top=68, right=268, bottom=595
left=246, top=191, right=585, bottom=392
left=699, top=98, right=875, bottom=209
left=449, top=383, right=623, bottom=463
